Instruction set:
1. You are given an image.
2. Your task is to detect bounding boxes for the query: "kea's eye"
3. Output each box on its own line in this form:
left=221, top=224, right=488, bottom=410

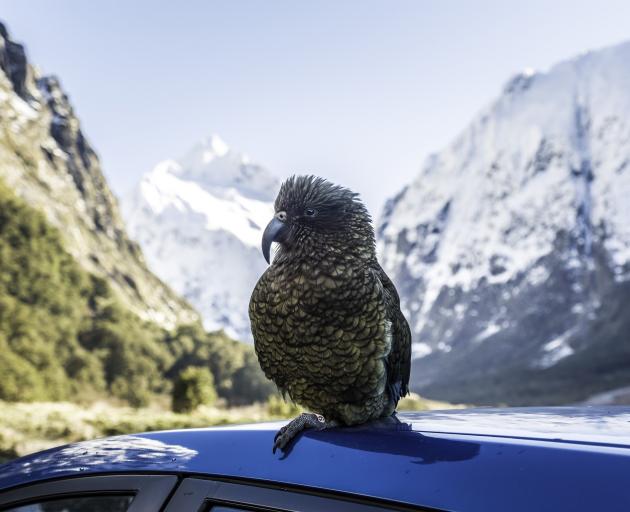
left=304, top=207, right=317, bottom=217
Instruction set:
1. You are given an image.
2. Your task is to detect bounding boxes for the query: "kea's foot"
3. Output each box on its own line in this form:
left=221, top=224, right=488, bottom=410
left=273, top=413, right=337, bottom=453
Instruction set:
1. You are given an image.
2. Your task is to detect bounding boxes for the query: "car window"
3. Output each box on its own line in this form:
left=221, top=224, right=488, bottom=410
left=167, top=478, right=417, bottom=512
left=2, top=495, right=134, bottom=512
left=206, top=507, right=253, bottom=512
left=0, top=475, right=177, bottom=512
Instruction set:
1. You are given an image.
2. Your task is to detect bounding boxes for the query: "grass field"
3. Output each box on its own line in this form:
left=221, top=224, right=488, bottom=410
left=0, top=393, right=461, bottom=463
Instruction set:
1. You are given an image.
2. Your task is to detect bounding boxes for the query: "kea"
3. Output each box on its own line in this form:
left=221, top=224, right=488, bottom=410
left=249, top=175, right=411, bottom=453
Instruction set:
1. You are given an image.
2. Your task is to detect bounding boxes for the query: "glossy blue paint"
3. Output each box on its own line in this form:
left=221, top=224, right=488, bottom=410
left=1, top=407, right=630, bottom=511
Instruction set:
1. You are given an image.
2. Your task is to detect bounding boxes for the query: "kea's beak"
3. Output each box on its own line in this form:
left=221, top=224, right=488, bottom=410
left=261, top=212, right=288, bottom=264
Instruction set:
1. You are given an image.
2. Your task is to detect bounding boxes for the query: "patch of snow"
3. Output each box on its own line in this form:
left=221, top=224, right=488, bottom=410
left=527, top=265, right=549, bottom=286
left=436, top=342, right=452, bottom=353
left=473, top=322, right=501, bottom=343
left=412, top=342, right=433, bottom=359
left=536, top=332, right=576, bottom=369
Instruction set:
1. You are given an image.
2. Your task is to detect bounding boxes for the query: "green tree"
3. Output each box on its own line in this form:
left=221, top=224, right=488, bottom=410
left=0, top=334, right=45, bottom=401
left=172, top=366, right=217, bottom=413
left=229, top=351, right=275, bottom=405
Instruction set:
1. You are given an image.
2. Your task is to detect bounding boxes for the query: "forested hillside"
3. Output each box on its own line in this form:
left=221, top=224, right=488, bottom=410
left=0, top=22, right=276, bottom=408
left=0, top=175, right=273, bottom=407
left=0, top=22, right=197, bottom=329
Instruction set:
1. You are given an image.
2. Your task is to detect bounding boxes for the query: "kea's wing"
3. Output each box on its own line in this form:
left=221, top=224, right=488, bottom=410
left=249, top=269, right=289, bottom=394
left=370, top=264, right=411, bottom=405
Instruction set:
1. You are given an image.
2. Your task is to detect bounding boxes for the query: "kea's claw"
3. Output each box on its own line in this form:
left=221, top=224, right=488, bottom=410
left=273, top=412, right=329, bottom=453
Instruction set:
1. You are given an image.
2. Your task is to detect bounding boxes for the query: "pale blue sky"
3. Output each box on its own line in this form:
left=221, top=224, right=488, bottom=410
left=2, top=1, right=630, bottom=215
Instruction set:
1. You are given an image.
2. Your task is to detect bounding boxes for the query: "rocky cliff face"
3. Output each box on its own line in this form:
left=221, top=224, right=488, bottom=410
left=378, top=43, right=630, bottom=405
left=0, top=22, right=198, bottom=328
left=122, top=135, right=277, bottom=341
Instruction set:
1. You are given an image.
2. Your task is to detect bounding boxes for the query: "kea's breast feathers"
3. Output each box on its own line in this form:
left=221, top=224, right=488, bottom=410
left=250, top=261, right=391, bottom=393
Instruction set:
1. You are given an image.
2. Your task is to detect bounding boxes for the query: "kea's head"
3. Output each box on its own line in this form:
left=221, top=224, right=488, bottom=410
left=261, top=175, right=375, bottom=264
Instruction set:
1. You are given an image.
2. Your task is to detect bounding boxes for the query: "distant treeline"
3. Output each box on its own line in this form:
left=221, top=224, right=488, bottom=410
left=0, top=180, right=274, bottom=407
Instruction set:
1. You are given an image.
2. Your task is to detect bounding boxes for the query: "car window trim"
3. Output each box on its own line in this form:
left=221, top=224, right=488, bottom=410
left=0, top=474, right=177, bottom=512
left=164, top=477, right=432, bottom=512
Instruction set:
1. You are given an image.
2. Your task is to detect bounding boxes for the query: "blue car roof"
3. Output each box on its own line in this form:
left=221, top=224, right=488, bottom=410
left=1, top=406, right=630, bottom=511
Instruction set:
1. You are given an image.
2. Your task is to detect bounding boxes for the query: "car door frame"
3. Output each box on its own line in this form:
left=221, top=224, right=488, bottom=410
left=0, top=474, right=177, bottom=511
left=164, top=477, right=428, bottom=511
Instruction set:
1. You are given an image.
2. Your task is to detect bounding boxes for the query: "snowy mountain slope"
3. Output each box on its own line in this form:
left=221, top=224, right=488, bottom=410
left=123, top=135, right=277, bottom=341
left=378, top=42, right=630, bottom=405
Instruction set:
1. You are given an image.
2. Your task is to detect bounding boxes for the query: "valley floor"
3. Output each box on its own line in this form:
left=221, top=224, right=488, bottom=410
left=0, top=394, right=459, bottom=463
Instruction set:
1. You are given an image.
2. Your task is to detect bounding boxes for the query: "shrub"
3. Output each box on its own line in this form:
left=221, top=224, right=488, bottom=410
left=0, top=336, right=45, bottom=402
left=229, top=351, right=275, bottom=405
left=172, top=367, right=217, bottom=413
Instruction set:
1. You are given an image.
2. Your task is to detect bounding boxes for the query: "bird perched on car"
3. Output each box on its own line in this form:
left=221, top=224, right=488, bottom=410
left=249, top=175, right=411, bottom=453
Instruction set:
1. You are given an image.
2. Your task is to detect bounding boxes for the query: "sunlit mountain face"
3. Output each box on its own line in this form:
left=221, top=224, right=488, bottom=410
left=378, top=43, right=630, bottom=405
left=0, top=22, right=198, bottom=329
left=123, top=135, right=278, bottom=341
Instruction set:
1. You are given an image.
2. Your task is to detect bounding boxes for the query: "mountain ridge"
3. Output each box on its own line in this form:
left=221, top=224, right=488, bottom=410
left=378, top=40, right=630, bottom=404
left=0, top=22, right=198, bottom=329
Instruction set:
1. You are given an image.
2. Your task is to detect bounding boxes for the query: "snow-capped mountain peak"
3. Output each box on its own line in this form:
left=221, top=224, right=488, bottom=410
left=201, top=133, right=230, bottom=158
left=123, top=136, right=278, bottom=340
left=171, top=134, right=277, bottom=201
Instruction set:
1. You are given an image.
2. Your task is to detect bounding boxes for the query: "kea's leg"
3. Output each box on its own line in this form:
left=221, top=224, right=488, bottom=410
left=273, top=412, right=338, bottom=453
